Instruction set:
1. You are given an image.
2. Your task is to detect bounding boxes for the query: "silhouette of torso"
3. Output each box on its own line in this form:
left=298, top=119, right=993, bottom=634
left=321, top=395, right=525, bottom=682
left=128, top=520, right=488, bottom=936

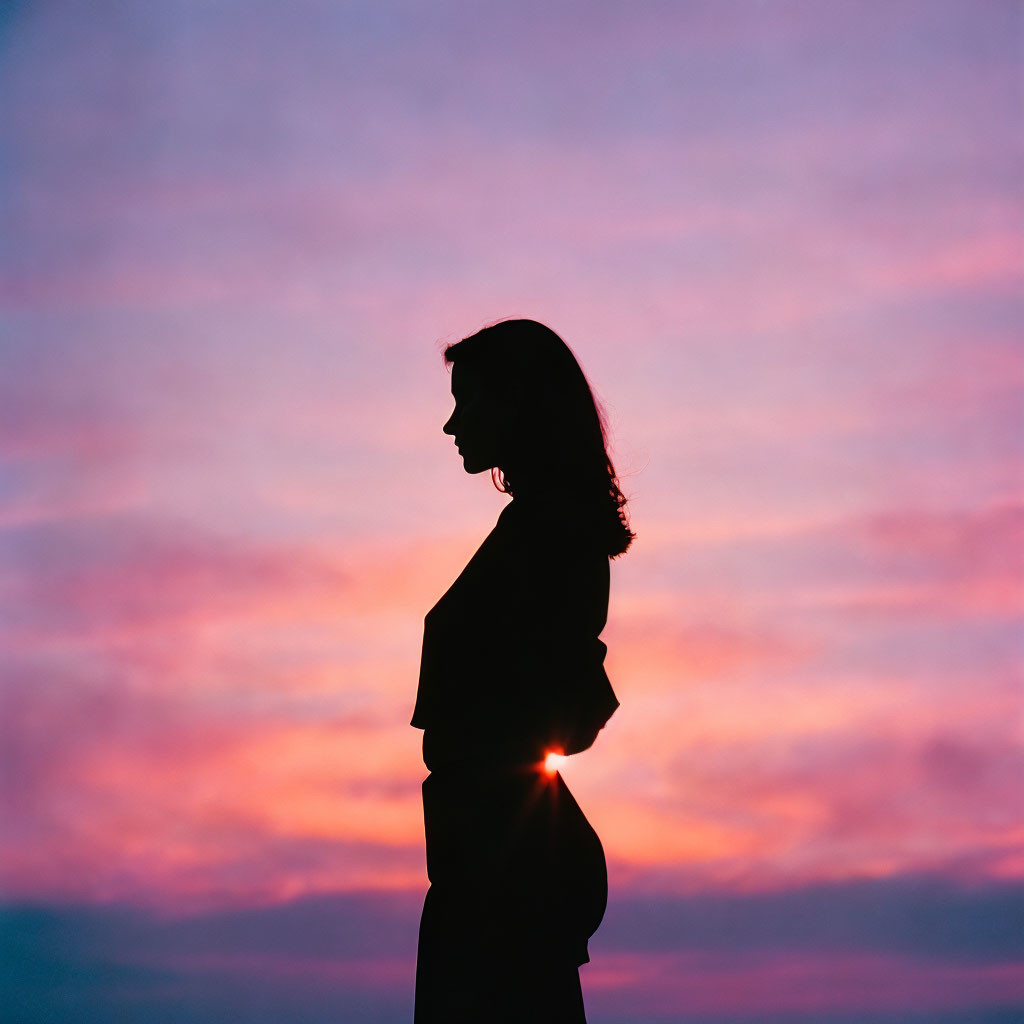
left=411, top=495, right=618, bottom=767
left=411, top=494, right=618, bottom=1023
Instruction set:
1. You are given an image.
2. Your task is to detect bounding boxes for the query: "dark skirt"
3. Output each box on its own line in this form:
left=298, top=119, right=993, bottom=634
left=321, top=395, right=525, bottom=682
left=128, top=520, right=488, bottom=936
left=413, top=761, right=608, bottom=1023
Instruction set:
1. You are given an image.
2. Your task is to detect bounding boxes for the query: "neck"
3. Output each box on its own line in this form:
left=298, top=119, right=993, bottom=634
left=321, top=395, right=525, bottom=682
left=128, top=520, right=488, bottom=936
left=505, top=469, right=573, bottom=504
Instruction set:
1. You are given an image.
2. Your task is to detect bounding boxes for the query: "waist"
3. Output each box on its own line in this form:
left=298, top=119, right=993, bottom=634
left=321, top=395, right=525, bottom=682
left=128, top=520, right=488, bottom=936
left=425, top=752, right=544, bottom=779
left=422, top=726, right=549, bottom=774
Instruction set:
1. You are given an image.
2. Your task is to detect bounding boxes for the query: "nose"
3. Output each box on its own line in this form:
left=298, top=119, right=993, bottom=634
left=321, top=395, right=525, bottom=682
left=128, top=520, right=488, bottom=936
left=443, top=411, right=456, bottom=436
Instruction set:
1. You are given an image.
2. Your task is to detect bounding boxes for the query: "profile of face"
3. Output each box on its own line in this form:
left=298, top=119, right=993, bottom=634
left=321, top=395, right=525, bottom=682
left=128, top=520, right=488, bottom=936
left=442, top=362, right=516, bottom=475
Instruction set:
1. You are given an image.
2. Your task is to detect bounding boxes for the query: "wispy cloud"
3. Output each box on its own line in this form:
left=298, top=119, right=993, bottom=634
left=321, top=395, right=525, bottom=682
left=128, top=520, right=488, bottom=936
left=1, top=0, right=1021, bottom=1017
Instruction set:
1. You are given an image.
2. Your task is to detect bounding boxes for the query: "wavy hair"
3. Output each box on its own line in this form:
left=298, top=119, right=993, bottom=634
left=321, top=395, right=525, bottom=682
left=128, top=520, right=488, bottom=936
left=442, top=318, right=634, bottom=558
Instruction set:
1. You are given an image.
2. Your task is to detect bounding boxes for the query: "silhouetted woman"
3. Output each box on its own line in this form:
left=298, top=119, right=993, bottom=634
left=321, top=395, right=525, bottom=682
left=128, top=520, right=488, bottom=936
left=411, top=319, right=634, bottom=1022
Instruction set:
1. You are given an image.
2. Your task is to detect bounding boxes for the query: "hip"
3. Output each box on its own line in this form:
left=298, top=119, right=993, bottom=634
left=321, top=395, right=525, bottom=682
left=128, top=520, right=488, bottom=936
left=421, top=764, right=606, bottom=895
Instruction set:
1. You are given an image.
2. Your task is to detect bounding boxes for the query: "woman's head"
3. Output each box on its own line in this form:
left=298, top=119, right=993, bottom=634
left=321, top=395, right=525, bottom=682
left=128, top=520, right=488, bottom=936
left=441, top=318, right=634, bottom=557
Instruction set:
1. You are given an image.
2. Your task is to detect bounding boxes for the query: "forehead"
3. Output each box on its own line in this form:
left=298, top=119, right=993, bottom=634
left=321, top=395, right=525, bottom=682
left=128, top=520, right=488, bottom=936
left=450, top=361, right=483, bottom=399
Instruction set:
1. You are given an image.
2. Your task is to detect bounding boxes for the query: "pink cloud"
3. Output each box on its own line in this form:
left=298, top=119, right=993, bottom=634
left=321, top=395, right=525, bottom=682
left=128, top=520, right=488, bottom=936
left=608, top=609, right=817, bottom=683
left=4, top=489, right=1020, bottom=906
left=2, top=517, right=478, bottom=654
left=582, top=725, right=1024, bottom=890
left=624, top=498, right=1024, bottom=625
left=1, top=669, right=426, bottom=908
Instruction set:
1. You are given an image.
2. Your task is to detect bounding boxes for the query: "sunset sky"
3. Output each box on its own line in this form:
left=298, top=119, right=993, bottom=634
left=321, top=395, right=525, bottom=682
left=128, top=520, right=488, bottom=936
left=2, top=1, right=1022, bottom=1021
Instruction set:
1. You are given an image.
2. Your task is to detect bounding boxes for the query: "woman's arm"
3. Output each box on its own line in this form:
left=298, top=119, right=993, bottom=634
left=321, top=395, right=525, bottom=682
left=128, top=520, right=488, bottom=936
left=510, top=515, right=619, bottom=756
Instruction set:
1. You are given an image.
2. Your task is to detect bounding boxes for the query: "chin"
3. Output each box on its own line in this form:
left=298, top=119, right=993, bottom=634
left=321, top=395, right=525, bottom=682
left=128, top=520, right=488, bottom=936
left=459, top=452, right=491, bottom=474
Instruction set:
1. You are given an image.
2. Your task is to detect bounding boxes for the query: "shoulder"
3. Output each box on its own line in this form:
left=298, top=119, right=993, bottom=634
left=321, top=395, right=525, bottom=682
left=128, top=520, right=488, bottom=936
left=500, top=497, right=607, bottom=563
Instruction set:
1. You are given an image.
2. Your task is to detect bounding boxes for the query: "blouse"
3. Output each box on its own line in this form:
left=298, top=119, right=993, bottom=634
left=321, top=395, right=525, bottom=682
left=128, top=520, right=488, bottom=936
left=410, top=495, right=619, bottom=772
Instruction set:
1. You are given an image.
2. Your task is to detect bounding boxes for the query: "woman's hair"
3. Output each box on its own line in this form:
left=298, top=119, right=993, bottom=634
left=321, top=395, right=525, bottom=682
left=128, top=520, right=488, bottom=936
left=442, top=318, right=635, bottom=558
